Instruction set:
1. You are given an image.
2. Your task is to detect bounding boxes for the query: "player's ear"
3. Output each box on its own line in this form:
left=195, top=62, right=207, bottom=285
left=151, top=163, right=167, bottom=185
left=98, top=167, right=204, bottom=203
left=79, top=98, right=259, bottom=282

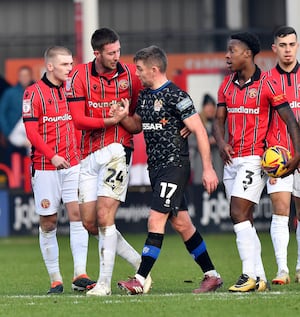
left=46, top=62, right=54, bottom=72
left=244, top=49, right=252, bottom=58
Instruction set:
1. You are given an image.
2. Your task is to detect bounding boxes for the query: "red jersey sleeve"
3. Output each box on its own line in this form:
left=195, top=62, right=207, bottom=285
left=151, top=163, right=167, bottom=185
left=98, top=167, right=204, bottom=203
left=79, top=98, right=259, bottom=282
left=22, top=88, right=56, bottom=160
left=66, top=65, right=105, bottom=130
left=265, top=75, right=289, bottom=108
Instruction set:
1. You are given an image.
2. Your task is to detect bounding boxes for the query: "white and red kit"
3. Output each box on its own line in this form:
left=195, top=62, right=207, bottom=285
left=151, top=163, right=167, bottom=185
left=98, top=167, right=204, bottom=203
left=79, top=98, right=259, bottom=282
left=266, top=63, right=300, bottom=155
left=23, top=74, right=79, bottom=170
left=66, top=60, right=142, bottom=159
left=217, top=66, right=290, bottom=158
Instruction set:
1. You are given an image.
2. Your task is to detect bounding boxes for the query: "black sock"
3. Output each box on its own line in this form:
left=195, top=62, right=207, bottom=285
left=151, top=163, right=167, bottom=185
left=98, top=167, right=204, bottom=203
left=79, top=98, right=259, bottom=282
left=184, top=230, right=215, bottom=273
left=137, top=232, right=164, bottom=278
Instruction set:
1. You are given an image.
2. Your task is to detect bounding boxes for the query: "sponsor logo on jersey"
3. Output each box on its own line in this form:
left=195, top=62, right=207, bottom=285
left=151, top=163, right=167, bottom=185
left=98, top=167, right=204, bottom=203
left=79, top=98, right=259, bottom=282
left=88, top=99, right=128, bottom=108
left=227, top=106, right=260, bottom=114
left=142, top=122, right=164, bottom=130
left=290, top=101, right=300, bottom=108
left=42, top=113, right=72, bottom=123
left=248, top=88, right=257, bottom=98
left=176, top=97, right=193, bottom=112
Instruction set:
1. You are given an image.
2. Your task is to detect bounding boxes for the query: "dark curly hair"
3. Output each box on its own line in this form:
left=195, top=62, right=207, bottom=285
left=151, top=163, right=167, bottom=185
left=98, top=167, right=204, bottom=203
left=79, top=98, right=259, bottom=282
left=231, top=32, right=261, bottom=57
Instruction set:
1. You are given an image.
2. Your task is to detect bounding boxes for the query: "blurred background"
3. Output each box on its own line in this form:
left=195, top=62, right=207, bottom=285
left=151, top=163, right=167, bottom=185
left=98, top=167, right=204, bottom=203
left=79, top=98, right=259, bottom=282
left=0, top=0, right=298, bottom=236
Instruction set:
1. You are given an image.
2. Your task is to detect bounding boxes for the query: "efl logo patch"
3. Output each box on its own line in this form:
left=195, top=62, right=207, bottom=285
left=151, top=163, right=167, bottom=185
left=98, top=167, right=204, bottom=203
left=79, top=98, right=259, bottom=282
left=22, top=99, right=32, bottom=117
left=176, top=97, right=192, bottom=112
left=65, top=77, right=72, bottom=92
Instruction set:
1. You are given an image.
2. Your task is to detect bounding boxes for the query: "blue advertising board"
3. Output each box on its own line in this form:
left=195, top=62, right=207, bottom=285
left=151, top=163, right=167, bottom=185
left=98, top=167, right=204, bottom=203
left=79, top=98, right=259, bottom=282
left=0, top=190, right=9, bottom=237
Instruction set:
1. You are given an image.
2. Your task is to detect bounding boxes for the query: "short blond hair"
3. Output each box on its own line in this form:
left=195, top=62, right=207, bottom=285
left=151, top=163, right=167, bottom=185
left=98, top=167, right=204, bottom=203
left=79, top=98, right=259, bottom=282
left=44, top=46, right=72, bottom=62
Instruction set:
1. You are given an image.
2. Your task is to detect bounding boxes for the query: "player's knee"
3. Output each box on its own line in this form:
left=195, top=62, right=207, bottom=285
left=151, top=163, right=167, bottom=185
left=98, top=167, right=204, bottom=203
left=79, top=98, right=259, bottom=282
left=171, top=219, right=189, bottom=234
left=39, top=214, right=57, bottom=232
left=40, top=221, right=57, bottom=232
left=82, top=220, right=98, bottom=235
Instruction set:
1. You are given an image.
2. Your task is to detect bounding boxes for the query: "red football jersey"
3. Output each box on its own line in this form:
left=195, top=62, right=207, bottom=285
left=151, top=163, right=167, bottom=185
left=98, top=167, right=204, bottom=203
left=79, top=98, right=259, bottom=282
left=66, top=60, right=142, bottom=159
left=218, top=67, right=289, bottom=157
left=266, top=63, right=300, bottom=155
left=23, top=74, right=79, bottom=170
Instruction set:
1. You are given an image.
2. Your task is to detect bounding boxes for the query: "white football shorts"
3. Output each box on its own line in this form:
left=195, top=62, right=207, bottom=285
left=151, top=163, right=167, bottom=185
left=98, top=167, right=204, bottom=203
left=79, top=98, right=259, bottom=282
left=223, top=155, right=267, bottom=204
left=293, top=169, right=300, bottom=198
left=79, top=143, right=130, bottom=203
left=266, top=173, right=293, bottom=194
left=32, top=164, right=80, bottom=216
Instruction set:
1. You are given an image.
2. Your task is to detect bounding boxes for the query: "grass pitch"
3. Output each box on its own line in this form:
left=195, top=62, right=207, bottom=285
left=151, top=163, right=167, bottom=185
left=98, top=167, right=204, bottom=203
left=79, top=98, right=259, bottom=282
left=1, top=231, right=300, bottom=317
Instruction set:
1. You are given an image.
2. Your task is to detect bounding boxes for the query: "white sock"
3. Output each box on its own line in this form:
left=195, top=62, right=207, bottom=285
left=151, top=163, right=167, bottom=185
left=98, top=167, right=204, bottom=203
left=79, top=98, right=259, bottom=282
left=70, top=221, right=89, bottom=278
left=296, top=220, right=300, bottom=270
left=252, top=226, right=266, bottom=282
left=98, top=224, right=118, bottom=287
left=234, top=221, right=256, bottom=280
left=270, top=214, right=289, bottom=274
left=204, top=270, right=219, bottom=277
left=116, top=230, right=141, bottom=270
left=39, top=227, right=62, bottom=283
left=135, top=273, right=145, bottom=286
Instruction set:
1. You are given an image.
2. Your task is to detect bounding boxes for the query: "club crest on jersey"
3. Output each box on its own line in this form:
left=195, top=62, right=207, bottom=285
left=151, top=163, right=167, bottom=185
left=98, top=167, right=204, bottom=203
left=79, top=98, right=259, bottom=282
left=154, top=99, right=163, bottom=111
left=118, top=79, right=129, bottom=90
left=41, top=199, right=50, bottom=209
left=248, top=88, right=257, bottom=98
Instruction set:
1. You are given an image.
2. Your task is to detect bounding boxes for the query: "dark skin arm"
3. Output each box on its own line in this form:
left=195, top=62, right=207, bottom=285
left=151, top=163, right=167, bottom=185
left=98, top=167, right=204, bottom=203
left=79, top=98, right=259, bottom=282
left=277, top=104, right=300, bottom=176
left=212, top=105, right=234, bottom=165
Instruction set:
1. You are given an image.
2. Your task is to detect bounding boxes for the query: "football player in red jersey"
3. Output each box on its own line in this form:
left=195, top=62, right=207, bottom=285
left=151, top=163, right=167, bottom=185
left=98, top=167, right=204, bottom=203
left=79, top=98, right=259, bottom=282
left=67, top=28, right=151, bottom=296
left=266, top=26, right=300, bottom=285
left=213, top=32, right=300, bottom=292
left=22, top=46, right=96, bottom=294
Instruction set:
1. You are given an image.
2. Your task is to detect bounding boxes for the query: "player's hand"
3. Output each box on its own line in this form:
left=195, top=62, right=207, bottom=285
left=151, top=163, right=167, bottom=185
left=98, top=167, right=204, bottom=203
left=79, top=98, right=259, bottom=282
left=219, top=143, right=234, bottom=165
left=280, top=153, right=300, bottom=177
left=268, top=177, right=277, bottom=185
left=111, top=99, right=129, bottom=124
left=180, top=126, right=191, bottom=138
left=202, top=168, right=219, bottom=194
left=51, top=155, right=70, bottom=169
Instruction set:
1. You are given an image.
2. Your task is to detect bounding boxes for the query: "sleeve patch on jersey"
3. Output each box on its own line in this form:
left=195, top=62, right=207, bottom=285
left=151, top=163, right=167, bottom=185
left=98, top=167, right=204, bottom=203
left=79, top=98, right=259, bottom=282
left=22, top=99, right=32, bottom=117
left=272, top=93, right=285, bottom=103
left=176, top=97, right=193, bottom=112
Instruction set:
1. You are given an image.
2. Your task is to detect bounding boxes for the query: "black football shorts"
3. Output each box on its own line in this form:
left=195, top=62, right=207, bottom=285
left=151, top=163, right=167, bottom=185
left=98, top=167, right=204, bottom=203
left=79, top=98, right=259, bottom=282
left=149, top=161, right=190, bottom=215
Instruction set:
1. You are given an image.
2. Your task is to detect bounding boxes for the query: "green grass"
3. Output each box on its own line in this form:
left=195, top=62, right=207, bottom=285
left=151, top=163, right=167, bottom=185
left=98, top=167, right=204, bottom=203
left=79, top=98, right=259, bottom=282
left=0, top=232, right=300, bottom=317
